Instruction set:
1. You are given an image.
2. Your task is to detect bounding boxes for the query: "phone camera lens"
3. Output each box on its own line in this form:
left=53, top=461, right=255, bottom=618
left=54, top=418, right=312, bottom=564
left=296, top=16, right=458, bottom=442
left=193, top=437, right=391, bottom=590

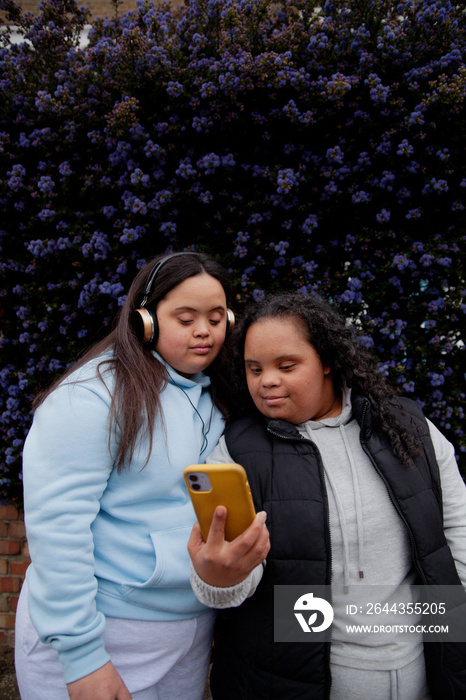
left=189, top=475, right=198, bottom=482
left=192, top=483, right=201, bottom=491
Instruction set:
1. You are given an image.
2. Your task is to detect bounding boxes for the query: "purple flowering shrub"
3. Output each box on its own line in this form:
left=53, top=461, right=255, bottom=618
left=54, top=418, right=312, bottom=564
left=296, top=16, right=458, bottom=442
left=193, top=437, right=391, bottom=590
left=0, top=0, right=465, bottom=502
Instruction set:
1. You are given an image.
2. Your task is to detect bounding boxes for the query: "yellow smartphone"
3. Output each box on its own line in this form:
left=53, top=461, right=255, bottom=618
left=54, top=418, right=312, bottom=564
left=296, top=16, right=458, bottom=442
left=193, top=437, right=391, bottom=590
left=184, top=463, right=256, bottom=542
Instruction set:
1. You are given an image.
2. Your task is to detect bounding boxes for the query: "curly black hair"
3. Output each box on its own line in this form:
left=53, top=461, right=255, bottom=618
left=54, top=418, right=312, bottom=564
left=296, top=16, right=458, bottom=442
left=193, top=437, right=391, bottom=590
left=219, top=292, right=422, bottom=468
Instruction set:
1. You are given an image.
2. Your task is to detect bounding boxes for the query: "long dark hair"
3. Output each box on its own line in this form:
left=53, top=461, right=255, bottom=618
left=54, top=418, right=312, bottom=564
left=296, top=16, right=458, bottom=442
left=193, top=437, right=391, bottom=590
left=222, top=292, right=421, bottom=467
left=34, top=252, right=232, bottom=470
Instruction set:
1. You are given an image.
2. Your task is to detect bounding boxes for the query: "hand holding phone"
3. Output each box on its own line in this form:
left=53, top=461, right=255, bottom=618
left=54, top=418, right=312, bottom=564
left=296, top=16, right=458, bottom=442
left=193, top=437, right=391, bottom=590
left=184, top=463, right=256, bottom=541
left=185, top=463, right=270, bottom=588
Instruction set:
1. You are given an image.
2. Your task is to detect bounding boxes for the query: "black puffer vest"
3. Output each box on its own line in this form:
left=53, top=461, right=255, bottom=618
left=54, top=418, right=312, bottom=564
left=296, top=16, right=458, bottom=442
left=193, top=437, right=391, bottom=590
left=210, top=394, right=466, bottom=700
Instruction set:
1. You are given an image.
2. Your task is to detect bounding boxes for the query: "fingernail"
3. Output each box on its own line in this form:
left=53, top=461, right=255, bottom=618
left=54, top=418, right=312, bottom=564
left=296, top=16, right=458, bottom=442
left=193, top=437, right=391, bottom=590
left=258, top=511, right=267, bottom=523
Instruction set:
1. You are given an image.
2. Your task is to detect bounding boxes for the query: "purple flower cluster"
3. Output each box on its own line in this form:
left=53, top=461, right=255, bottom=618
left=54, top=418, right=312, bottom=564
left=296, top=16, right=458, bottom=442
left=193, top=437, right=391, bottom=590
left=0, top=0, right=465, bottom=502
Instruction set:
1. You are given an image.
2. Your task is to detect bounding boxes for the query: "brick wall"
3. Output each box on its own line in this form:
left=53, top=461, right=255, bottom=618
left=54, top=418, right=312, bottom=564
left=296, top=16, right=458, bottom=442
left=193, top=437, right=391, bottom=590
left=0, top=506, right=29, bottom=647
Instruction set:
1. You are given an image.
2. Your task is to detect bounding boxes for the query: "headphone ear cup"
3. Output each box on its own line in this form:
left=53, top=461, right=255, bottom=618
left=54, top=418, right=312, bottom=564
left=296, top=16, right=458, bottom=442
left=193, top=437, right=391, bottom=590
left=132, top=308, right=158, bottom=345
left=226, top=309, right=235, bottom=333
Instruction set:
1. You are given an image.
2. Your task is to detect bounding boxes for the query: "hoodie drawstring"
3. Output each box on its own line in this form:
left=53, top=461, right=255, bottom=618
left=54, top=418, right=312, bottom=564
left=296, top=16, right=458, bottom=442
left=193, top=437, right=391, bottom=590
left=340, top=425, right=365, bottom=582
left=322, top=465, right=352, bottom=593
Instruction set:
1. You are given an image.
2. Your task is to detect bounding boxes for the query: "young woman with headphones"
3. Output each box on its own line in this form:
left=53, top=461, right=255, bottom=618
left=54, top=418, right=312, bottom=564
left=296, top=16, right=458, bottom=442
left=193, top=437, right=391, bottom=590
left=15, top=252, right=270, bottom=700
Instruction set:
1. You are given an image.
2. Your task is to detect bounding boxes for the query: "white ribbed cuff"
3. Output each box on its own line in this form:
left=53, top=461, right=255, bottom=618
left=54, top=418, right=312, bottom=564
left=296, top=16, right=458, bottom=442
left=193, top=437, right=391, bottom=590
left=190, top=562, right=264, bottom=609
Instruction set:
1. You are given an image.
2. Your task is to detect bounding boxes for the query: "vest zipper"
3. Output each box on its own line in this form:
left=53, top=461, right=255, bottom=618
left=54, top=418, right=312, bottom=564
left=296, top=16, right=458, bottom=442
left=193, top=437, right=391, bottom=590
left=267, top=424, right=333, bottom=700
left=358, top=400, right=427, bottom=584
left=266, top=424, right=333, bottom=586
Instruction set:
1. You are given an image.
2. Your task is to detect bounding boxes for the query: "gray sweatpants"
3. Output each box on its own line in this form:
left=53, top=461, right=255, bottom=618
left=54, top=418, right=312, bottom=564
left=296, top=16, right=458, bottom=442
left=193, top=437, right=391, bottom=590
left=15, top=580, right=215, bottom=700
left=331, top=655, right=432, bottom=700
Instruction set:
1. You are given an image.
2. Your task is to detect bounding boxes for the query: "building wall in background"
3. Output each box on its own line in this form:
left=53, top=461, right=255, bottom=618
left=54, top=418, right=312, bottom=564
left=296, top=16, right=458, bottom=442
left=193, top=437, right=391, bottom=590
left=0, top=507, right=29, bottom=648
left=15, top=0, right=183, bottom=18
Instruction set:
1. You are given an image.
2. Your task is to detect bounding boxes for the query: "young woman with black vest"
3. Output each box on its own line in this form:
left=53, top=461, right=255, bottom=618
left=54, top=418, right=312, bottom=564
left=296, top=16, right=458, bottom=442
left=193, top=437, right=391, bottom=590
left=188, top=292, right=466, bottom=700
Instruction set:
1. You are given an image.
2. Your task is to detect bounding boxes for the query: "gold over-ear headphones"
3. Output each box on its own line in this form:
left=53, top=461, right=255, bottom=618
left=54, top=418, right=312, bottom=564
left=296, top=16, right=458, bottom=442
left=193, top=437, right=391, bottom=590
left=131, top=252, right=235, bottom=346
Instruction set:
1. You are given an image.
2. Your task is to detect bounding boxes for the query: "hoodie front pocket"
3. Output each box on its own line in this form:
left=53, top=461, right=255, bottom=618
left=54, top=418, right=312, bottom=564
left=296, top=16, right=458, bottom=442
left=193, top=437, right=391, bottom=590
left=121, top=526, right=192, bottom=599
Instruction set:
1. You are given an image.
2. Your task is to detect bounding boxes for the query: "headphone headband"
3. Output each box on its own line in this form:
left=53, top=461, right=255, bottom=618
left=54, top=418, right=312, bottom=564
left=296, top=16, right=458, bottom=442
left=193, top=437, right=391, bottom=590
left=140, top=252, right=199, bottom=308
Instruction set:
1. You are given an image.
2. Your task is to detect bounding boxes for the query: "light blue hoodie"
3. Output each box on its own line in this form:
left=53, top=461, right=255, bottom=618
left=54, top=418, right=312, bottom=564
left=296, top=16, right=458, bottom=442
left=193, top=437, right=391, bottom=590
left=22, top=351, right=224, bottom=683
